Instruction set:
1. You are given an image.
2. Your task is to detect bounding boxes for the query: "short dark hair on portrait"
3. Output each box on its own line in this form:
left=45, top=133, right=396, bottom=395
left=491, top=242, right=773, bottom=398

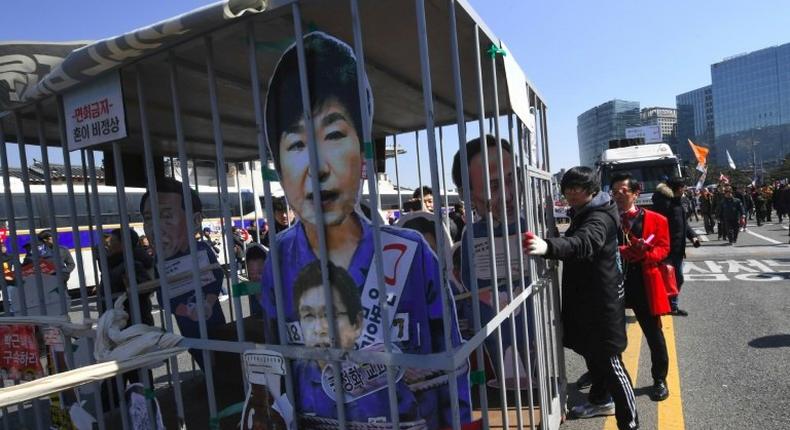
left=139, top=177, right=202, bottom=214
left=666, top=176, right=687, bottom=192
left=609, top=171, right=642, bottom=193
left=293, top=260, right=362, bottom=325
left=451, top=135, right=512, bottom=193
left=412, top=186, right=433, bottom=199
left=264, top=32, right=371, bottom=172
left=560, top=166, right=600, bottom=195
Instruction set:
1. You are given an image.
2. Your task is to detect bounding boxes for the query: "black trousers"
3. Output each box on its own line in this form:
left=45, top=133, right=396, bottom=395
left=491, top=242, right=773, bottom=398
left=722, top=217, right=740, bottom=243
left=702, top=213, right=716, bottom=234
left=626, top=275, right=669, bottom=381
left=586, top=353, right=640, bottom=430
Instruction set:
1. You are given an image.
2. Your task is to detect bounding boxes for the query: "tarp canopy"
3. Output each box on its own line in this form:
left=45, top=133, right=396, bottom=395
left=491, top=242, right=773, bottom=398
left=0, top=0, right=544, bottom=162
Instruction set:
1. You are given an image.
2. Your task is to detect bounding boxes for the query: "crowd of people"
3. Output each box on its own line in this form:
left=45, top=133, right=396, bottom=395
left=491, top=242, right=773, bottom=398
left=694, top=180, right=790, bottom=244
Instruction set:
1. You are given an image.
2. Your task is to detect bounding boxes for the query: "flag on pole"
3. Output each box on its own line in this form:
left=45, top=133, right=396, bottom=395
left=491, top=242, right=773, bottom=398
left=726, top=150, right=737, bottom=169
left=695, top=165, right=707, bottom=190
left=719, top=173, right=730, bottom=184
left=688, top=139, right=710, bottom=167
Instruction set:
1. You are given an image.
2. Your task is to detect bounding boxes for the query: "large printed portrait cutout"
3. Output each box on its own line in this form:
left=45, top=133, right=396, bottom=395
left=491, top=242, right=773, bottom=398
left=140, top=178, right=226, bottom=367
left=259, top=32, right=472, bottom=429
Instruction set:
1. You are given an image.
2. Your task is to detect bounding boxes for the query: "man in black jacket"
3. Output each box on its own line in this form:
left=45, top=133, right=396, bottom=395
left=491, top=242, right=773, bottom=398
left=718, top=187, right=745, bottom=244
left=526, top=166, right=639, bottom=430
left=651, top=178, right=700, bottom=316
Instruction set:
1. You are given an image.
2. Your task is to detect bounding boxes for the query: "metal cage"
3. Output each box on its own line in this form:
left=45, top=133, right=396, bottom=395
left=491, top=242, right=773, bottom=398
left=0, top=1, right=563, bottom=429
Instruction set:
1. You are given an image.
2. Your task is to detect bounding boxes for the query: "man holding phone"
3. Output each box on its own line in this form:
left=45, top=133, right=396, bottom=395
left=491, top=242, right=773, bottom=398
left=610, top=172, right=672, bottom=401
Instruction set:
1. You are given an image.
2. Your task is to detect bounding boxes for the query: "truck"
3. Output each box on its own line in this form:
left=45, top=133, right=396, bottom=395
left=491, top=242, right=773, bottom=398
left=598, top=139, right=682, bottom=208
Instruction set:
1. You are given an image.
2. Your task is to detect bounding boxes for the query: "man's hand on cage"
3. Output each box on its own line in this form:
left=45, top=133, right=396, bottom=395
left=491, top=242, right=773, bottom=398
left=523, top=231, right=547, bottom=255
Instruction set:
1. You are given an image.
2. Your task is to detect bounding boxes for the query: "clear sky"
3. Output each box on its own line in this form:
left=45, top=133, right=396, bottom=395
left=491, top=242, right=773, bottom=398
left=2, top=0, right=789, bottom=184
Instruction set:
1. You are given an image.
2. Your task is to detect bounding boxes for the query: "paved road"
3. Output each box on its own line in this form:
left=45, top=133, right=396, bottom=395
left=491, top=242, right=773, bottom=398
left=561, top=219, right=790, bottom=430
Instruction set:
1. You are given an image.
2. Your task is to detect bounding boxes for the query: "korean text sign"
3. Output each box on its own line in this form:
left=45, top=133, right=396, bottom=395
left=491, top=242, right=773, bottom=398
left=63, top=71, right=127, bottom=150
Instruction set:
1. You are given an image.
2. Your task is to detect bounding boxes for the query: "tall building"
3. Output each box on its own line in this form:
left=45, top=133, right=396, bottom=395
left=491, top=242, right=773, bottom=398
left=577, top=99, right=641, bottom=166
left=676, top=85, right=714, bottom=164
left=711, top=42, right=790, bottom=169
left=640, top=107, right=678, bottom=154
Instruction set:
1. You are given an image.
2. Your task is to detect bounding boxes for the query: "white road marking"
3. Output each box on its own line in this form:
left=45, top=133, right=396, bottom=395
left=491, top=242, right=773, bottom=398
left=746, top=230, right=784, bottom=245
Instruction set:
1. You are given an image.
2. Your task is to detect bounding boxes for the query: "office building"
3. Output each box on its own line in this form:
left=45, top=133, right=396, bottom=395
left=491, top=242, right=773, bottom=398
left=711, top=42, right=790, bottom=169
left=577, top=99, right=641, bottom=166
left=640, top=107, right=678, bottom=154
left=676, top=85, right=714, bottom=164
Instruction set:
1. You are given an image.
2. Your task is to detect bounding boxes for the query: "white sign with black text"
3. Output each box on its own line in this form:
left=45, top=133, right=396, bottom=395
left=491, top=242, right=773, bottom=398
left=63, top=71, right=127, bottom=150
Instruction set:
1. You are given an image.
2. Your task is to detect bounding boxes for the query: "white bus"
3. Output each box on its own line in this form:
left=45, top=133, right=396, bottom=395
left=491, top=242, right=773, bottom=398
left=599, top=143, right=682, bottom=207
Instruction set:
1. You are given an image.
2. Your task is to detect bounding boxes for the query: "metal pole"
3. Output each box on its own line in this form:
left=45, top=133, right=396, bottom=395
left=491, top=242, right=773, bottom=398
left=446, top=0, right=489, bottom=424
left=205, top=35, right=247, bottom=338
left=86, top=151, right=131, bottom=430
left=350, top=1, right=401, bottom=425
left=511, top=114, right=537, bottom=430
left=393, top=135, right=403, bottom=213
left=55, top=98, right=108, bottom=430
left=291, top=4, right=348, bottom=424
left=111, top=143, right=159, bottom=430
left=140, top=62, right=190, bottom=427
left=244, top=22, right=298, bottom=417
left=488, top=47, right=525, bottom=429
left=415, top=130, right=424, bottom=202
left=438, top=126, right=450, bottom=223
left=415, top=1, right=462, bottom=427
left=472, top=25, right=510, bottom=428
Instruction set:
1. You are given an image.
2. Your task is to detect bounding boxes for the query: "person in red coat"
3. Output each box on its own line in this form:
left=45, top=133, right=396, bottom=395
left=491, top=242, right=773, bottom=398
left=610, top=172, right=672, bottom=401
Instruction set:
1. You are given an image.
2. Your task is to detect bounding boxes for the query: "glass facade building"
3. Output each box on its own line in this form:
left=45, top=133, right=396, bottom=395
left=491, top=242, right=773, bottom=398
left=711, top=42, right=790, bottom=169
left=640, top=107, right=678, bottom=155
left=676, top=85, right=714, bottom=165
left=577, top=99, right=641, bottom=166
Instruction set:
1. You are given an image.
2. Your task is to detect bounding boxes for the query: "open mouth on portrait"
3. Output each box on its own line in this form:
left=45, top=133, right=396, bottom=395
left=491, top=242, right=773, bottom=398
left=305, top=190, right=339, bottom=208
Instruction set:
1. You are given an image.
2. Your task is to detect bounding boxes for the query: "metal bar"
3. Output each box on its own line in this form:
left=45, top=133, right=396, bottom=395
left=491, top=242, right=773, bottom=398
left=86, top=150, right=131, bottom=430
left=446, top=0, right=489, bottom=425
left=235, top=163, right=247, bottom=258
left=141, top=61, right=190, bottom=427
left=488, top=52, right=525, bottom=429
left=0, top=124, right=21, bottom=319
left=244, top=22, right=298, bottom=419
left=414, top=1, right=462, bottom=428
left=415, top=130, right=424, bottom=201
left=14, top=114, right=47, bottom=430
left=205, top=33, right=247, bottom=343
left=290, top=4, right=348, bottom=425
left=349, top=1, right=401, bottom=426
left=80, top=150, right=102, bottom=295
left=438, top=126, right=450, bottom=223
left=55, top=98, right=107, bottom=430
left=393, top=134, right=403, bottom=212
left=249, top=161, right=261, bottom=243
left=111, top=144, right=160, bottom=430
left=511, top=114, right=537, bottom=430
left=472, top=25, right=510, bottom=429
left=13, top=114, right=48, bottom=316
left=34, top=105, right=85, bottom=427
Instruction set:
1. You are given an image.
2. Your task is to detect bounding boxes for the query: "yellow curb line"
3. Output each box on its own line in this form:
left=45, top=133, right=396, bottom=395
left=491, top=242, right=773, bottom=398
left=658, top=315, right=685, bottom=429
